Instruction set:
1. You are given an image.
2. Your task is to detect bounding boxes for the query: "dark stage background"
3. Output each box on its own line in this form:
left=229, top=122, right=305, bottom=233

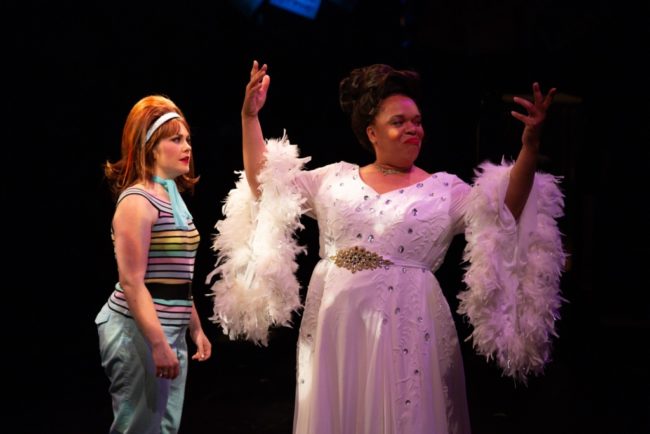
left=5, top=1, right=649, bottom=433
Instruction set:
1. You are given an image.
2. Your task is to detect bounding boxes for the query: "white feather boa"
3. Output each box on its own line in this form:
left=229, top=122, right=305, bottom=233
left=206, top=133, right=311, bottom=345
left=457, top=160, right=566, bottom=382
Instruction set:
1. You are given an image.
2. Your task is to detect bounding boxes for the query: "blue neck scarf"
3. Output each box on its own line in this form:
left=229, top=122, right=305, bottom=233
left=152, top=175, right=192, bottom=230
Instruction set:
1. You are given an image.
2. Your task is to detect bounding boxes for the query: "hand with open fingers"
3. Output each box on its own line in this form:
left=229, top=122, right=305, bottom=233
left=511, top=82, right=557, bottom=150
left=242, top=60, right=271, bottom=118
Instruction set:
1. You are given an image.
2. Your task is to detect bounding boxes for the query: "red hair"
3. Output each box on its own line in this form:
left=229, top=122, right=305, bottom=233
left=104, top=95, right=198, bottom=199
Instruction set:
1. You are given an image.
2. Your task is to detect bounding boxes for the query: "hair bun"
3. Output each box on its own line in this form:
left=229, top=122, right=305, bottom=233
left=339, top=64, right=396, bottom=116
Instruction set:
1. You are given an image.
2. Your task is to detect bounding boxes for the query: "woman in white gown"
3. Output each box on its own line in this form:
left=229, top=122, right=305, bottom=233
left=207, top=61, right=565, bottom=434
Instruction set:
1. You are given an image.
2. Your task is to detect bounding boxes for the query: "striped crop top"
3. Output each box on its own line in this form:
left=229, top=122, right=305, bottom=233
left=107, top=187, right=200, bottom=326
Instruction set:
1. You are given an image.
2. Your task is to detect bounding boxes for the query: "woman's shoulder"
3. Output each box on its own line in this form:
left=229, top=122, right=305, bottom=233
left=117, top=184, right=169, bottom=209
left=430, top=170, right=466, bottom=184
left=113, top=187, right=161, bottom=226
left=305, top=160, right=356, bottom=175
left=422, top=171, right=471, bottom=197
left=295, top=161, right=358, bottom=190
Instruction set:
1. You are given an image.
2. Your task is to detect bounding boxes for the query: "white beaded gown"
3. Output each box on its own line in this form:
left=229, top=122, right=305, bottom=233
left=291, top=161, right=472, bottom=434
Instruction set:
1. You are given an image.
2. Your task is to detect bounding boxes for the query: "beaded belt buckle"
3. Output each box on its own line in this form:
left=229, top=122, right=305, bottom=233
left=329, top=246, right=393, bottom=273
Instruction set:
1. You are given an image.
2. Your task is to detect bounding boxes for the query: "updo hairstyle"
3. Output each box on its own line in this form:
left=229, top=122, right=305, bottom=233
left=338, top=64, right=421, bottom=152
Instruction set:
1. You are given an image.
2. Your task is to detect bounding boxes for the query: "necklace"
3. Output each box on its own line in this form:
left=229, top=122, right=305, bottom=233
left=373, top=163, right=411, bottom=175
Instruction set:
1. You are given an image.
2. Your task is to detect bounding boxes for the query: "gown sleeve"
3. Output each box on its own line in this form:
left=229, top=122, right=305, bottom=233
left=457, top=159, right=567, bottom=382
left=205, top=132, right=311, bottom=345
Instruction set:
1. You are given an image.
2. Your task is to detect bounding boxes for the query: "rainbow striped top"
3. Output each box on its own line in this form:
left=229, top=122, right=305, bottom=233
left=107, top=187, right=200, bottom=327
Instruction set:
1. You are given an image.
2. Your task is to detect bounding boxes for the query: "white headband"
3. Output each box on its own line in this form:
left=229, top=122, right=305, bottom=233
left=145, top=112, right=181, bottom=143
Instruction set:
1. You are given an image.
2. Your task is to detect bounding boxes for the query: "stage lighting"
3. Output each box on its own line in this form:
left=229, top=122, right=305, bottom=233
left=269, top=0, right=321, bottom=19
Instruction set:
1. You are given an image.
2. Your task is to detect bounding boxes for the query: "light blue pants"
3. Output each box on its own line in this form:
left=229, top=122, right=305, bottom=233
left=96, top=303, right=188, bottom=434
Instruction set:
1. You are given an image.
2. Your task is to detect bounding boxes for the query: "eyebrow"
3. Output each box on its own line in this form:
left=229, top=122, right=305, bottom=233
left=388, top=113, right=421, bottom=120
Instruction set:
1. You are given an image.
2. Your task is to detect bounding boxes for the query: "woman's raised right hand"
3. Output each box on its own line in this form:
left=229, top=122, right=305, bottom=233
left=242, top=60, right=270, bottom=118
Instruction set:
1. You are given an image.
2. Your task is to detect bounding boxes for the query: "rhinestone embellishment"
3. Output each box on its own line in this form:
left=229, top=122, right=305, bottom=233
left=330, top=246, right=393, bottom=273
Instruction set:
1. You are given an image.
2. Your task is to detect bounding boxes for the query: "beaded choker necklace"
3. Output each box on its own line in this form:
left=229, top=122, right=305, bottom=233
left=373, top=163, right=411, bottom=175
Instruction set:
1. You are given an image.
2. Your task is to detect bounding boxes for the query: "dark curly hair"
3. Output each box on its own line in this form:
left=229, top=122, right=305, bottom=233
left=339, top=64, right=421, bottom=153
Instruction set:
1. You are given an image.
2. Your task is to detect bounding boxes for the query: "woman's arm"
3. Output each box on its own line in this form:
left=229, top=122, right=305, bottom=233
left=242, top=60, right=271, bottom=197
left=505, top=82, right=556, bottom=219
left=113, top=194, right=180, bottom=379
left=189, top=303, right=212, bottom=361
